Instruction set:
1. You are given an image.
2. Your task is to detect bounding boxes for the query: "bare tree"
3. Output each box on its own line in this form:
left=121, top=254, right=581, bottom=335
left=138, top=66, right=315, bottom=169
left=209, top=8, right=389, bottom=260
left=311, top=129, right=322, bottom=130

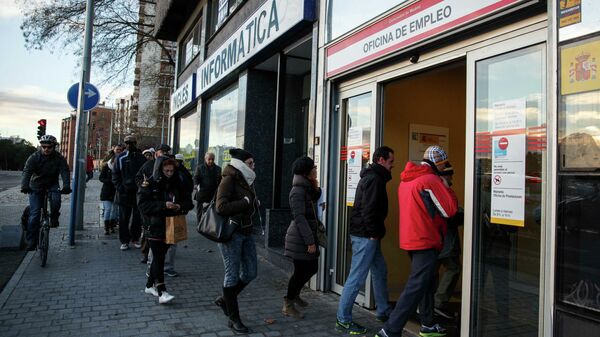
left=19, top=0, right=175, bottom=86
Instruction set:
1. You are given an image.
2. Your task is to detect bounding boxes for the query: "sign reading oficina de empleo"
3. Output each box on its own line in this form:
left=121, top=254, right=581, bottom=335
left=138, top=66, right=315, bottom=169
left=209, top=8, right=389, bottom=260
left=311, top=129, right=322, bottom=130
left=196, top=0, right=313, bottom=97
left=490, top=98, right=527, bottom=227
left=170, top=74, right=196, bottom=116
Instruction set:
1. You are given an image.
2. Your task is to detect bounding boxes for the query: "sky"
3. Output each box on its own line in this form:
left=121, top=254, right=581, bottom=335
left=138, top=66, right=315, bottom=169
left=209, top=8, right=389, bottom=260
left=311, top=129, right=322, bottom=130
left=0, top=0, right=131, bottom=145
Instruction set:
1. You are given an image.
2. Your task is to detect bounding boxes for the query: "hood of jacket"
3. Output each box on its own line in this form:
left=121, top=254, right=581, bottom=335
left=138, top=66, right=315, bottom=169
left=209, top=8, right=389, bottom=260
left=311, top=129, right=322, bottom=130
left=400, top=161, right=435, bottom=182
left=360, top=163, right=392, bottom=182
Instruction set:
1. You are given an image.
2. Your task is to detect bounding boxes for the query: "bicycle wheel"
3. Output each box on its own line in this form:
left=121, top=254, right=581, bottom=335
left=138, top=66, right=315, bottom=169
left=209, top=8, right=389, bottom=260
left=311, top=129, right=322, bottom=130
left=39, top=220, right=49, bottom=267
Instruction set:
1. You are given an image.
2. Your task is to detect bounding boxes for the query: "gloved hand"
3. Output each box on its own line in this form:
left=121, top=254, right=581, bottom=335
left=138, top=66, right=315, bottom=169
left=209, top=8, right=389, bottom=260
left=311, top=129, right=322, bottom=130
left=21, top=187, right=33, bottom=194
left=60, top=187, right=72, bottom=194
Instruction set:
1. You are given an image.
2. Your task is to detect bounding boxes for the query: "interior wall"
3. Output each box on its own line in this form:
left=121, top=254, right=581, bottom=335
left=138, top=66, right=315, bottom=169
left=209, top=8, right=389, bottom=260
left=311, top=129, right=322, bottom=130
left=382, top=61, right=467, bottom=298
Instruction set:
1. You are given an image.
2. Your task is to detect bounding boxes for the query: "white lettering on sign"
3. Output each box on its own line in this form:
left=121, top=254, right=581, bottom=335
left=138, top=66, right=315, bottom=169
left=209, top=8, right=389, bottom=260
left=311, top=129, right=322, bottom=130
left=197, top=0, right=310, bottom=97
left=170, top=74, right=196, bottom=116
left=326, top=0, right=526, bottom=77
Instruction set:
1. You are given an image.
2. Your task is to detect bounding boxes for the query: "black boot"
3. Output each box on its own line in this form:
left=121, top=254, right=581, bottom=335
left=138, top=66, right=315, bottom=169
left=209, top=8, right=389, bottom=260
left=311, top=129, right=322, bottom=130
left=214, top=295, right=228, bottom=317
left=223, top=285, right=249, bottom=333
left=233, top=281, right=248, bottom=296
left=104, top=220, right=110, bottom=235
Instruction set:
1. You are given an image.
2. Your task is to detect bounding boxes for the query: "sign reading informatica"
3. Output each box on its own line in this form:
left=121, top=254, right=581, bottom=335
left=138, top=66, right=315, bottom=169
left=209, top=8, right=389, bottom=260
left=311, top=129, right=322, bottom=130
left=326, top=0, right=529, bottom=77
left=197, top=0, right=314, bottom=97
left=171, top=74, right=196, bottom=116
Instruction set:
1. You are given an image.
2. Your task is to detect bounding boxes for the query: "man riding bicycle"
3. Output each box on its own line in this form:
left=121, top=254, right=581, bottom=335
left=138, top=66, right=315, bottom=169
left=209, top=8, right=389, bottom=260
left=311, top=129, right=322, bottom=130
left=21, top=135, right=71, bottom=251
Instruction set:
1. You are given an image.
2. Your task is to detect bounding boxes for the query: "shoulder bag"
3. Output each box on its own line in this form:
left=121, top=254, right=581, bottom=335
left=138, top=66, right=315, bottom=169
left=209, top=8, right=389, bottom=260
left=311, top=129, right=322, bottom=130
left=310, top=200, right=327, bottom=248
left=197, top=198, right=237, bottom=243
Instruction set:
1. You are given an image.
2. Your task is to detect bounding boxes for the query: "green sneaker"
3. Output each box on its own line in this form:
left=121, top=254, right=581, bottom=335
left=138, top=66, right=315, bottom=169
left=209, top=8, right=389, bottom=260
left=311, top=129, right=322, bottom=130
left=419, top=323, right=447, bottom=337
left=336, top=319, right=368, bottom=335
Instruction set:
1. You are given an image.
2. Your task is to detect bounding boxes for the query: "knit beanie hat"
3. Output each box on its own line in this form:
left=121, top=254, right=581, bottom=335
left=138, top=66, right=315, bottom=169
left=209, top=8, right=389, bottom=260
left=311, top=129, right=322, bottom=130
left=292, top=156, right=315, bottom=176
left=229, top=148, right=253, bottom=162
left=423, top=145, right=448, bottom=165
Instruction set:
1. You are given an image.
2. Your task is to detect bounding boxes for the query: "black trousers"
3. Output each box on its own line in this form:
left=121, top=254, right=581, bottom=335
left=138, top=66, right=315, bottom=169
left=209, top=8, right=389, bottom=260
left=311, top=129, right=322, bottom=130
left=286, top=259, right=318, bottom=299
left=147, top=239, right=170, bottom=293
left=118, top=205, right=141, bottom=244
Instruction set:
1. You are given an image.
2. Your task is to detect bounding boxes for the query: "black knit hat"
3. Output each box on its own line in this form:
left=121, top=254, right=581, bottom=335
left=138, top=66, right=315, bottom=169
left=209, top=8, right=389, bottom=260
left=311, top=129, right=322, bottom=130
left=229, top=148, right=253, bottom=162
left=292, top=156, right=315, bottom=176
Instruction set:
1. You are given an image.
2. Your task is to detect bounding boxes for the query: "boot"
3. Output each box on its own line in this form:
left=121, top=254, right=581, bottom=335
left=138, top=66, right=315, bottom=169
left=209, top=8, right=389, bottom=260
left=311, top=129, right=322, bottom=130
left=223, top=286, right=249, bottom=333
left=214, top=296, right=228, bottom=316
left=104, top=220, right=110, bottom=235
left=282, top=297, right=304, bottom=319
left=233, top=281, right=248, bottom=295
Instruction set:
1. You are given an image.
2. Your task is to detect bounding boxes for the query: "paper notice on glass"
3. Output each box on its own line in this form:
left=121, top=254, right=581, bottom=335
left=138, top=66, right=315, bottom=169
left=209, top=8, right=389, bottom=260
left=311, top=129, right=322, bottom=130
left=346, top=165, right=361, bottom=207
left=348, top=149, right=362, bottom=168
left=490, top=134, right=526, bottom=227
left=492, top=99, right=526, bottom=132
left=348, top=127, right=362, bottom=146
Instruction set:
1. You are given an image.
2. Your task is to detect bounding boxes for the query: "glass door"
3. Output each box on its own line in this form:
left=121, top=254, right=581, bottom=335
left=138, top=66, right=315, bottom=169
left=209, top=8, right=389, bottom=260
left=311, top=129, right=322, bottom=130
left=331, top=84, right=377, bottom=307
left=464, top=30, right=547, bottom=337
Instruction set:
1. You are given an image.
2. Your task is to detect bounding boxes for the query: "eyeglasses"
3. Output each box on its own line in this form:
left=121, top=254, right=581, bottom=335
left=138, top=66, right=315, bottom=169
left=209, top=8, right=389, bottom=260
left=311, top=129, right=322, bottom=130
left=41, top=145, right=53, bottom=149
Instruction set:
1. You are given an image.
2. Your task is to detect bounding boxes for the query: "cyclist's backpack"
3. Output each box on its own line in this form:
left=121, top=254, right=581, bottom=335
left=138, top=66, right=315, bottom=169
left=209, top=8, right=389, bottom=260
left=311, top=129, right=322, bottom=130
left=21, top=206, right=30, bottom=231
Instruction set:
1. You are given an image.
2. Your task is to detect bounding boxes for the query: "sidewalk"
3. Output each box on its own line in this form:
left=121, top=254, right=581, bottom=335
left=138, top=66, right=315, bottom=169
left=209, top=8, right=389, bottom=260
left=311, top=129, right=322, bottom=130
left=0, top=180, right=413, bottom=337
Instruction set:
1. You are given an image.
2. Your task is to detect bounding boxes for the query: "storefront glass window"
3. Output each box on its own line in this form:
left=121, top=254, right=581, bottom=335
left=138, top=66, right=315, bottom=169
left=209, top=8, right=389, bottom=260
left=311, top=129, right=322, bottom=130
left=471, top=45, right=546, bottom=337
left=556, top=35, right=600, bottom=315
left=207, top=84, right=239, bottom=167
left=327, top=0, right=406, bottom=41
left=177, top=111, right=200, bottom=172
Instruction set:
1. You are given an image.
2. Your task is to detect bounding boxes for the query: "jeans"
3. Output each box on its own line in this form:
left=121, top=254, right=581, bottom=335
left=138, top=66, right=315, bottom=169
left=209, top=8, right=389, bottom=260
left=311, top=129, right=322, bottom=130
left=383, top=249, right=438, bottom=336
left=287, top=259, right=318, bottom=299
left=101, top=200, right=117, bottom=221
left=119, top=205, right=141, bottom=244
left=337, top=236, right=391, bottom=323
left=147, top=244, right=177, bottom=272
left=218, top=232, right=257, bottom=287
left=434, top=256, right=461, bottom=309
left=27, top=184, right=61, bottom=244
left=146, top=239, right=170, bottom=294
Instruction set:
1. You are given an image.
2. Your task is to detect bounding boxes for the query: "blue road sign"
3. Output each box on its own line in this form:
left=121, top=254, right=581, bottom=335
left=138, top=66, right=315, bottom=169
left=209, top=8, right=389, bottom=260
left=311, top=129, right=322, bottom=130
left=67, top=83, right=100, bottom=111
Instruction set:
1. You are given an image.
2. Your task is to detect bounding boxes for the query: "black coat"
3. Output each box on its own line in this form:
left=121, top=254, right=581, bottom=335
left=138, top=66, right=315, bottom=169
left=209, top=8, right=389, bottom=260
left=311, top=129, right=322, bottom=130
left=284, top=175, right=321, bottom=260
left=99, top=163, right=116, bottom=201
left=136, top=156, right=194, bottom=195
left=215, top=164, right=257, bottom=235
left=439, top=209, right=463, bottom=259
left=349, top=163, right=391, bottom=239
left=137, top=176, right=193, bottom=240
left=193, top=163, right=222, bottom=202
left=112, top=148, right=146, bottom=207
left=21, top=150, right=70, bottom=190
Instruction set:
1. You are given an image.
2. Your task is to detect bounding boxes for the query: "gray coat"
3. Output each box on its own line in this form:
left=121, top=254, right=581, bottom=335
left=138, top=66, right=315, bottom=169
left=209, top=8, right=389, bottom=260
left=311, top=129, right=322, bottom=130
left=284, top=175, right=321, bottom=261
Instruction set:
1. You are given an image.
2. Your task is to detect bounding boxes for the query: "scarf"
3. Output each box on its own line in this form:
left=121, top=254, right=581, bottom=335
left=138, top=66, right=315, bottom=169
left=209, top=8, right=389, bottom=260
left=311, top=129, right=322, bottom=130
left=229, top=158, right=256, bottom=186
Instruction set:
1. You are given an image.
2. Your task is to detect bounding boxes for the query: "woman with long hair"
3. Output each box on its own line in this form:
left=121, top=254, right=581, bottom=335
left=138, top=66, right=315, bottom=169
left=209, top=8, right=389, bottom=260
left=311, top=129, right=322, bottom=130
left=283, top=156, right=321, bottom=318
left=98, top=144, right=123, bottom=234
left=138, top=158, right=193, bottom=304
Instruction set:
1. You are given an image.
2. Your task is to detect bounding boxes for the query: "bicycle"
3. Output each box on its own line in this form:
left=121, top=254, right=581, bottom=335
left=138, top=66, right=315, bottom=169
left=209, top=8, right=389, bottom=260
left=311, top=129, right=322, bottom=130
left=37, top=188, right=51, bottom=267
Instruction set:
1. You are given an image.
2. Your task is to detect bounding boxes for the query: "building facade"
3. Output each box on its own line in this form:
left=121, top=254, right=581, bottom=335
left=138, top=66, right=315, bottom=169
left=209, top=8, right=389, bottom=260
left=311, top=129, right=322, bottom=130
left=315, top=0, right=600, bottom=336
left=155, top=0, right=600, bottom=336
left=59, top=114, right=77, bottom=168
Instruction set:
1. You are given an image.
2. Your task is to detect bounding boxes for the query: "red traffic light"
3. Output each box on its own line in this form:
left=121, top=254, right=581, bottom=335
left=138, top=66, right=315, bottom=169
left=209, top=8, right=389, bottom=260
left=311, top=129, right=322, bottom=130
left=38, top=119, right=47, bottom=127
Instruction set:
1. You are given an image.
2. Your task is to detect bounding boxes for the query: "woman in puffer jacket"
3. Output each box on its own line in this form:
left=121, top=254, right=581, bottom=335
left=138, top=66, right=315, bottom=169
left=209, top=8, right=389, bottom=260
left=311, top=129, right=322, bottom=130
left=137, top=158, right=193, bottom=304
left=213, top=148, right=259, bottom=333
left=283, top=156, right=321, bottom=319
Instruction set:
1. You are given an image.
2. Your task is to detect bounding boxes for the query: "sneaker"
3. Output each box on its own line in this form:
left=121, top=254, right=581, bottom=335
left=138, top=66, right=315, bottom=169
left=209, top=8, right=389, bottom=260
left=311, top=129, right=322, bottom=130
left=164, top=270, right=179, bottom=277
left=335, top=319, right=367, bottom=335
left=144, top=287, right=159, bottom=297
left=434, top=307, right=454, bottom=320
left=132, top=241, right=141, bottom=249
left=419, top=323, right=447, bottom=337
left=375, top=329, right=390, bottom=337
left=159, top=292, right=175, bottom=304
left=120, top=243, right=129, bottom=251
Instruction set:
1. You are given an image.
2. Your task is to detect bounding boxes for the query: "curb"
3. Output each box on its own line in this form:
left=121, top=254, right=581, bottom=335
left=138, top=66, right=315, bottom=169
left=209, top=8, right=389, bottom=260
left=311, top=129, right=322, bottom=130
left=0, top=251, right=34, bottom=310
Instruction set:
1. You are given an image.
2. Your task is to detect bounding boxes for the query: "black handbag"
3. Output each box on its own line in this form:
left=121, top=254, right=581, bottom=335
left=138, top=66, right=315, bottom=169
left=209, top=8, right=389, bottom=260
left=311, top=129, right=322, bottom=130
left=196, top=199, right=237, bottom=243
left=310, top=200, right=327, bottom=248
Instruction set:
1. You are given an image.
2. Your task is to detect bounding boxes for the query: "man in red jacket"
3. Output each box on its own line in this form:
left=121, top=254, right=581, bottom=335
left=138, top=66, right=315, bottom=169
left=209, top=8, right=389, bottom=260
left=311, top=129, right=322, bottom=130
left=376, top=145, right=458, bottom=337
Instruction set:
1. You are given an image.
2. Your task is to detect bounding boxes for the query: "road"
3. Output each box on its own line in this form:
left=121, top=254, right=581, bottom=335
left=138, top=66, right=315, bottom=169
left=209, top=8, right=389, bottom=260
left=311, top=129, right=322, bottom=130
left=0, top=171, right=21, bottom=192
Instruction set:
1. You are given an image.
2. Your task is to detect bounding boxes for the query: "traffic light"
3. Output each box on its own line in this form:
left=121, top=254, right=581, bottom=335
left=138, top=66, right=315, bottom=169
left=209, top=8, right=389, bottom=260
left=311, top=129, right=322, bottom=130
left=37, top=119, right=47, bottom=139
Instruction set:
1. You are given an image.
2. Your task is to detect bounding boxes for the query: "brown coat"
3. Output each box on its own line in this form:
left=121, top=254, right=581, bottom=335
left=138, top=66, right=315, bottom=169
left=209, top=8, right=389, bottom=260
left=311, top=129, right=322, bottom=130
left=215, top=164, right=256, bottom=235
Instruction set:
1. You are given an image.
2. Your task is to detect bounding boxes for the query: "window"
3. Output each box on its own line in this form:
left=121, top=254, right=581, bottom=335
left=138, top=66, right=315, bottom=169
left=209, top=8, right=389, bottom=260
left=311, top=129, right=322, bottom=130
left=209, top=0, right=245, bottom=35
left=178, top=16, right=203, bottom=71
left=556, top=34, right=600, bottom=315
left=177, top=111, right=200, bottom=172
left=207, top=84, right=239, bottom=167
left=327, top=0, right=406, bottom=41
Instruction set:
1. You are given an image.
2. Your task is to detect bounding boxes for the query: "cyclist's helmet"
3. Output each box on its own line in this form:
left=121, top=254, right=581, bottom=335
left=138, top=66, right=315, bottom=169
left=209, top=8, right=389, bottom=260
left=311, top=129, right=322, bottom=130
left=39, top=135, right=58, bottom=146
